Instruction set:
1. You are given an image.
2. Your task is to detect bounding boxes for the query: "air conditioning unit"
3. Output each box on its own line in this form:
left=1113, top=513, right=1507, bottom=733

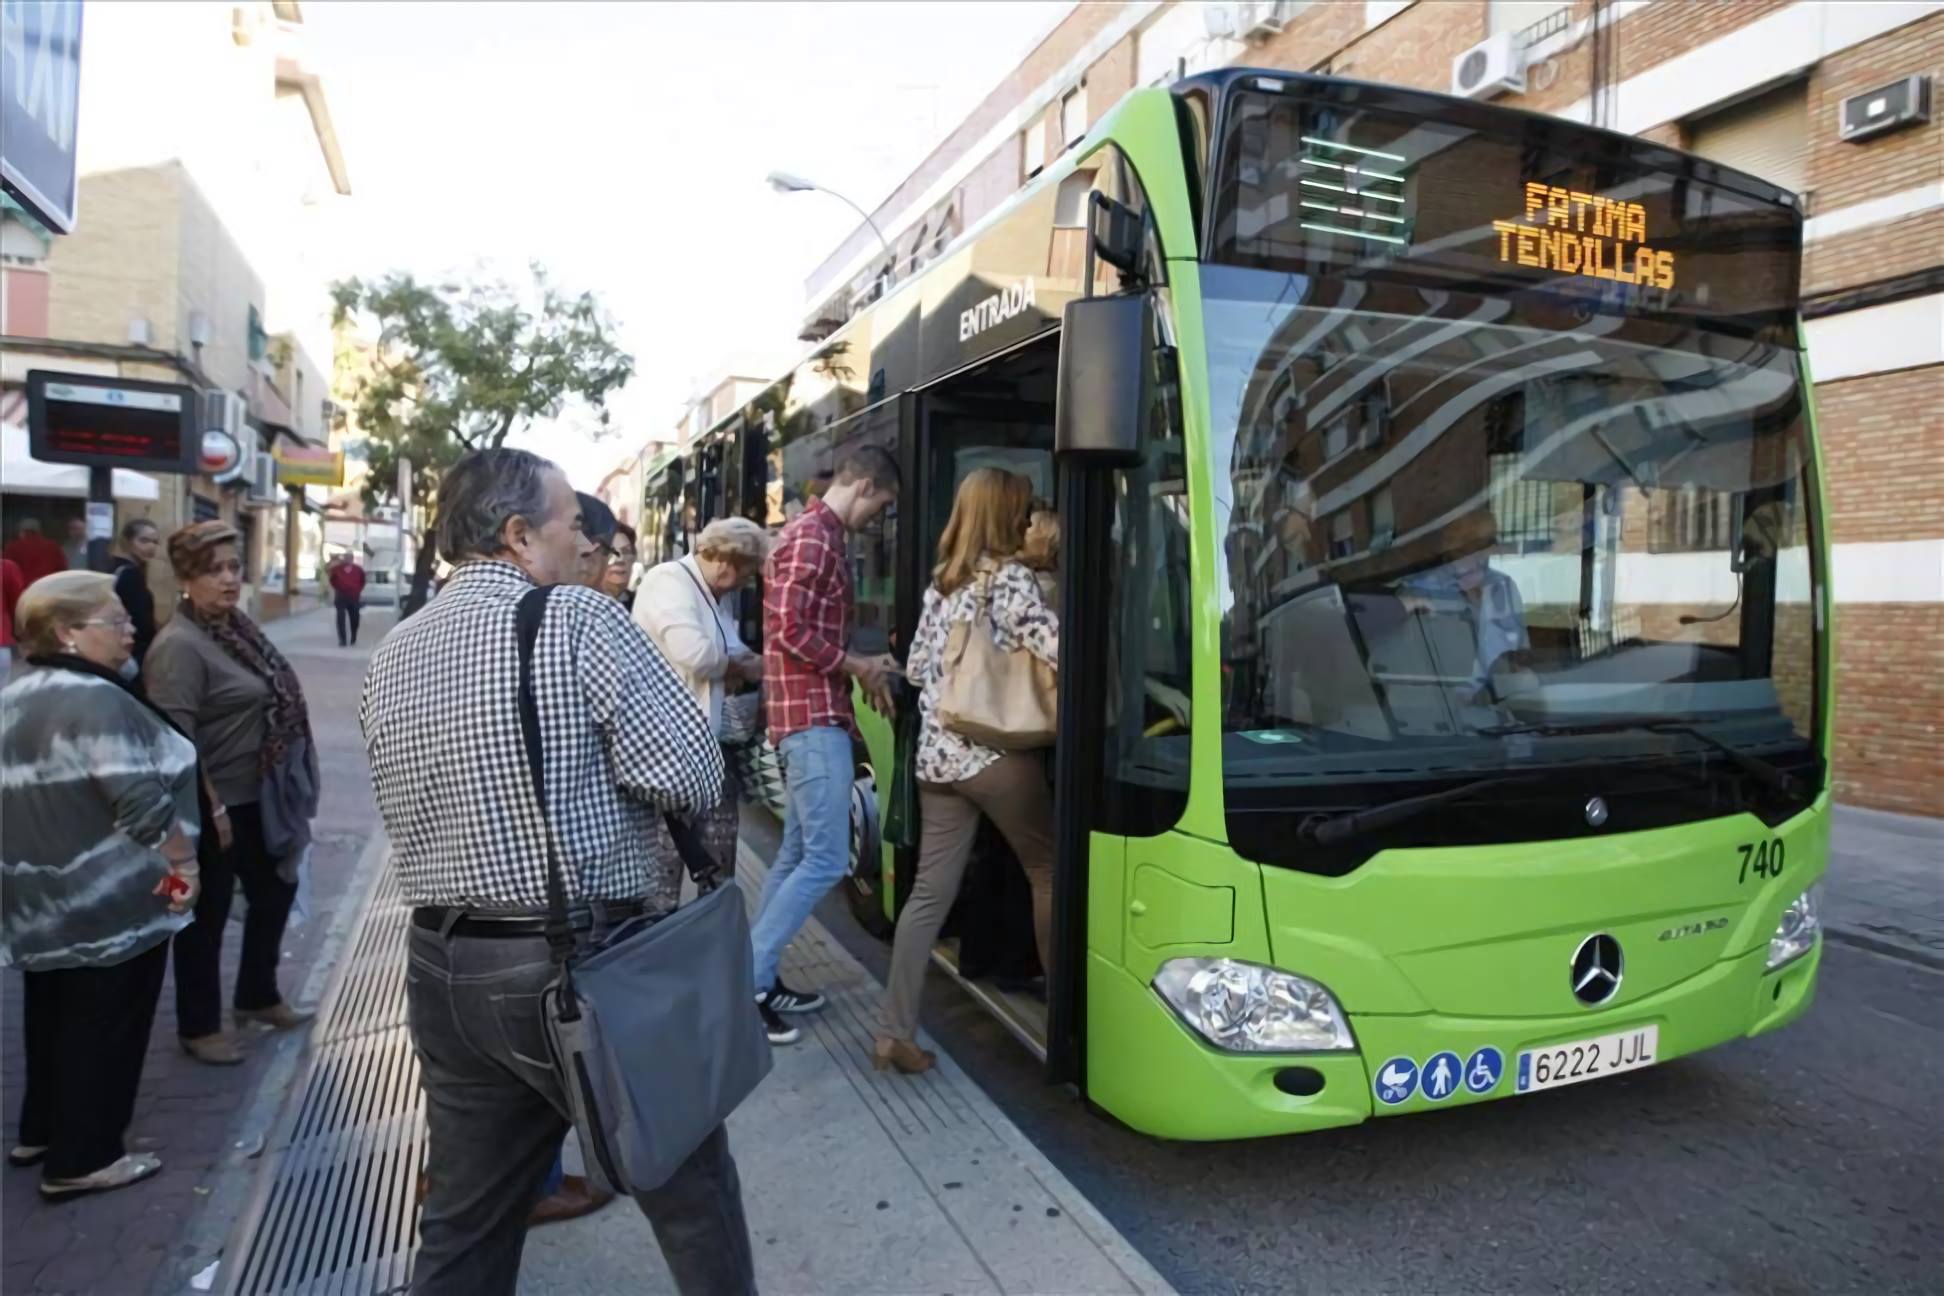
left=1839, top=74, right=1931, bottom=143
left=1205, top=2, right=1293, bottom=42
left=1452, top=32, right=1527, bottom=100
left=243, top=451, right=280, bottom=508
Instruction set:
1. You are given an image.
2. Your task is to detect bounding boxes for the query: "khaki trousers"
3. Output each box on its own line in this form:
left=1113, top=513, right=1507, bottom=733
left=879, top=752, right=1055, bottom=1042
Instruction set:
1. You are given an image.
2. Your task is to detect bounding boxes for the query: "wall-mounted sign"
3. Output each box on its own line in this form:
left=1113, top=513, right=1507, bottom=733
left=200, top=428, right=242, bottom=476
left=26, top=369, right=198, bottom=473
left=273, top=443, right=344, bottom=487
left=1491, top=182, right=1675, bottom=290
left=0, top=0, right=85, bottom=234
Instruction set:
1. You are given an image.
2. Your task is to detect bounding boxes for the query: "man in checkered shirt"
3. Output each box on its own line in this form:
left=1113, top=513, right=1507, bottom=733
left=359, top=448, right=753, bottom=1295
left=747, top=444, right=900, bottom=1044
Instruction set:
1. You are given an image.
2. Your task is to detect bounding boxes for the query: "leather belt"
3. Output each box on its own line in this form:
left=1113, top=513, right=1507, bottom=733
left=411, top=900, right=648, bottom=940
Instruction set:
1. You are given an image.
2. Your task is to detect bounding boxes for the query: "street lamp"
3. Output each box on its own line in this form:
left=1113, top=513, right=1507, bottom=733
left=766, top=170, right=894, bottom=261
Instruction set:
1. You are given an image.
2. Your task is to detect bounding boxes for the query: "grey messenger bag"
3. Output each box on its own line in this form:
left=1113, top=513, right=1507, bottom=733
left=516, top=585, right=772, bottom=1194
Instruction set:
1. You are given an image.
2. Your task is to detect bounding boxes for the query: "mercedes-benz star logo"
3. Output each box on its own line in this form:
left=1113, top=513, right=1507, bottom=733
left=1570, top=933, right=1624, bottom=1006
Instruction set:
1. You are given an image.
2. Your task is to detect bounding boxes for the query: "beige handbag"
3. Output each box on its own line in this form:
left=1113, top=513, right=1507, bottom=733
left=936, top=575, right=1057, bottom=750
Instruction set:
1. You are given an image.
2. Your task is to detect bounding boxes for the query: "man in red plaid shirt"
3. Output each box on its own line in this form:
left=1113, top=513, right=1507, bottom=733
left=749, top=444, right=900, bottom=1043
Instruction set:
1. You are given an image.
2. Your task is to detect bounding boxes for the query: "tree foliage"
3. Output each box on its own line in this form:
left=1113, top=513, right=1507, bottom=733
left=329, top=266, right=635, bottom=513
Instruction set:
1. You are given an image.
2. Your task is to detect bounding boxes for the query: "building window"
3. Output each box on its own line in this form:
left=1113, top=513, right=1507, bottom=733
left=1060, top=83, right=1088, bottom=149
left=247, top=306, right=269, bottom=361
left=1371, top=486, right=1395, bottom=550
left=1687, top=79, right=1811, bottom=196
left=1328, top=509, right=1354, bottom=560
left=1023, top=115, right=1046, bottom=179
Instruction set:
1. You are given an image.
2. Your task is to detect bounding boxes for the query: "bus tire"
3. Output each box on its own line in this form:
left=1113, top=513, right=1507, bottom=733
left=844, top=772, right=894, bottom=942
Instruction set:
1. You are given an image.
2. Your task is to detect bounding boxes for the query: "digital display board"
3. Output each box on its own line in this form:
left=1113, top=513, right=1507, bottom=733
left=26, top=370, right=199, bottom=474
left=1210, top=86, right=1801, bottom=337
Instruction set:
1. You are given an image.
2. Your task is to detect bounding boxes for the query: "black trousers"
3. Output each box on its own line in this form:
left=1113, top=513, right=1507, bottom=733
left=404, top=924, right=755, bottom=1295
left=172, top=801, right=296, bottom=1039
left=335, top=597, right=362, bottom=646
left=18, top=942, right=169, bottom=1179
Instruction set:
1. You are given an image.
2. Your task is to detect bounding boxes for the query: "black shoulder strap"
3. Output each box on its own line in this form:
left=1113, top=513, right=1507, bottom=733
left=515, top=584, right=575, bottom=961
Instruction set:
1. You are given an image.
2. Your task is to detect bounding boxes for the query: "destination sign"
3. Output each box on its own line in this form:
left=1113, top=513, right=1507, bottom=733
left=26, top=370, right=199, bottom=474
left=1492, top=182, right=1675, bottom=290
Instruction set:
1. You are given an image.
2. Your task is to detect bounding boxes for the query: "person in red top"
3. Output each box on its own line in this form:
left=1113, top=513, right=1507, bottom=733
left=748, top=444, right=900, bottom=1043
left=0, top=557, right=24, bottom=678
left=4, top=519, right=68, bottom=587
left=328, top=552, right=368, bottom=647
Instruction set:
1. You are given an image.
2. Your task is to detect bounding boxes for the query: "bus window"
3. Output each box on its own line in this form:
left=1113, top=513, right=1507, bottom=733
left=775, top=397, right=900, bottom=655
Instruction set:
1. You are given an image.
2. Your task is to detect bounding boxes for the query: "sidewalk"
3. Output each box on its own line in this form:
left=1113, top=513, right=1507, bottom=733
left=0, top=607, right=389, bottom=1296
left=520, top=842, right=1171, bottom=1296
left=1825, top=804, right=1944, bottom=969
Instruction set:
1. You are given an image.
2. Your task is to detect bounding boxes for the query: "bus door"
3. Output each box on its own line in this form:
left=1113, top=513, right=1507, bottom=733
left=904, top=334, right=1062, bottom=1053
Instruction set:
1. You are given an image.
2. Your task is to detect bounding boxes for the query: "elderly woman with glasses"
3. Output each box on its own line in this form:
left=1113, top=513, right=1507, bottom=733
left=1, top=572, right=205, bottom=1199
left=145, top=521, right=320, bottom=1067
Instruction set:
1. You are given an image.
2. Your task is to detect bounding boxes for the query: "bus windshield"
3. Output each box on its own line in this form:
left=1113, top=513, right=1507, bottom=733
left=1204, top=264, right=1822, bottom=871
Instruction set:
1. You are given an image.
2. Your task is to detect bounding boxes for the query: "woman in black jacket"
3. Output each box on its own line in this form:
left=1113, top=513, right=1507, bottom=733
left=109, top=518, right=160, bottom=668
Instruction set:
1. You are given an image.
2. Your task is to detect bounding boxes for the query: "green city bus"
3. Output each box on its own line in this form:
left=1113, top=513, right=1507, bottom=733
left=648, top=68, right=1830, bottom=1139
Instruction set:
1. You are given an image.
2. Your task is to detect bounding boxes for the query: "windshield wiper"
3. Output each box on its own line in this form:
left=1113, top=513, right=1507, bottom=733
left=1298, top=775, right=1531, bottom=847
left=1476, top=717, right=1801, bottom=798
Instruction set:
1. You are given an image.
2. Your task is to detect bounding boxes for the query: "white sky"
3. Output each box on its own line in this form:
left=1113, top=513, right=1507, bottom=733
left=303, top=1, right=1071, bottom=490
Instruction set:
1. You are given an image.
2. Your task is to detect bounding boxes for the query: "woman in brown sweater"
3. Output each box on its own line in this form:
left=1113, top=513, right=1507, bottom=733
left=144, top=522, right=320, bottom=1065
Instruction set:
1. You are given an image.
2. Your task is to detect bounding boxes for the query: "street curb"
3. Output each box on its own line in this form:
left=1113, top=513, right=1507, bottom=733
left=736, top=840, right=1177, bottom=1296
left=153, top=829, right=391, bottom=1296
left=1826, top=925, right=1944, bottom=973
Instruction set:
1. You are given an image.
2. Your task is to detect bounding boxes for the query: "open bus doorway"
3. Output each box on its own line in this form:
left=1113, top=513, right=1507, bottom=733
left=889, top=334, right=1063, bottom=1054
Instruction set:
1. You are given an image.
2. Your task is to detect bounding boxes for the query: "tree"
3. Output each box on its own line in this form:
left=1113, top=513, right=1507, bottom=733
left=330, top=265, right=634, bottom=612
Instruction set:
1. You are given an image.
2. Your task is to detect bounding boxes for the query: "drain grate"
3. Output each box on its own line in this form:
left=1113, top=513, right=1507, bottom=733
left=225, top=865, right=424, bottom=1296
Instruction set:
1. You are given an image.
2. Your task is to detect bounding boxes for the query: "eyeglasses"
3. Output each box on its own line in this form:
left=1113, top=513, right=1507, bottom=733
left=79, top=615, right=134, bottom=631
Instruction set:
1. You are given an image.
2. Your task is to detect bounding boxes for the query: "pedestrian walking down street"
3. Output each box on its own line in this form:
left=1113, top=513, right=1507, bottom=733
left=361, top=448, right=755, bottom=1296
left=0, top=573, right=204, bottom=1199
left=749, top=444, right=901, bottom=1045
left=876, top=470, right=1060, bottom=1075
left=110, top=518, right=162, bottom=668
left=329, top=552, right=368, bottom=647
left=146, top=522, right=321, bottom=1067
left=634, top=516, right=770, bottom=880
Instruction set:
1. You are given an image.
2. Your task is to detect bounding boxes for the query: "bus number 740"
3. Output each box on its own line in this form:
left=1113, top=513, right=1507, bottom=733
left=1737, top=840, right=1785, bottom=885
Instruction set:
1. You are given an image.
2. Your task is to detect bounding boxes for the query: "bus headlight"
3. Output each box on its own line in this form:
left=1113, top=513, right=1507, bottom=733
left=1767, top=883, right=1824, bottom=970
left=1152, top=958, right=1355, bottom=1053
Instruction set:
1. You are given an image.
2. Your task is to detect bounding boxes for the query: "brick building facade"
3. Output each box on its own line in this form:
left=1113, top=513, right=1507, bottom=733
left=795, top=0, right=1942, bottom=815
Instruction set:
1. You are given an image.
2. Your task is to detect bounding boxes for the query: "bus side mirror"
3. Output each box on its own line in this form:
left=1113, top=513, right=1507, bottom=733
left=1056, top=293, right=1152, bottom=467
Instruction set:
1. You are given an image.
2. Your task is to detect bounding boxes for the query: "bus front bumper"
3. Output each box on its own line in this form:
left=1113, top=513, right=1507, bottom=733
left=1084, top=938, right=1821, bottom=1141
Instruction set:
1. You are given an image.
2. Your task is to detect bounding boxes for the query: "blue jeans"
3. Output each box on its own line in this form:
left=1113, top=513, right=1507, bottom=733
left=749, top=725, right=853, bottom=991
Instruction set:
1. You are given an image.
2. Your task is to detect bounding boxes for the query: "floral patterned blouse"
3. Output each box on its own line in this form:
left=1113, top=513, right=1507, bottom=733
left=906, top=559, right=1060, bottom=785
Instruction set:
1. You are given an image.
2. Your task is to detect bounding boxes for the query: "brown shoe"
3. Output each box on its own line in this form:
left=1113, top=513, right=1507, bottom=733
left=181, top=1033, right=245, bottom=1066
left=235, top=1003, right=315, bottom=1032
left=872, top=1036, right=935, bottom=1075
left=527, top=1175, right=616, bottom=1228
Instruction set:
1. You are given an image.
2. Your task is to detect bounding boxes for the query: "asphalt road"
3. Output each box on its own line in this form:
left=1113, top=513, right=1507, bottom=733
left=748, top=815, right=1944, bottom=1295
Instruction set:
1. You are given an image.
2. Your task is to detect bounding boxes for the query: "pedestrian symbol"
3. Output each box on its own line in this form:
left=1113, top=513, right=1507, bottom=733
left=1421, top=1051, right=1462, bottom=1102
left=1373, top=1056, right=1418, bottom=1105
left=1465, top=1047, right=1504, bottom=1095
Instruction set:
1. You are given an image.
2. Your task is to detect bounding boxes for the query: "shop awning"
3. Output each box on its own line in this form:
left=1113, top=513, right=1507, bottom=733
left=1, top=421, right=162, bottom=501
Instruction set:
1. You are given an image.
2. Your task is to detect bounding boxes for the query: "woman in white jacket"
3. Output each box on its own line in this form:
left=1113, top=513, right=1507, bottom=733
left=633, top=517, right=771, bottom=875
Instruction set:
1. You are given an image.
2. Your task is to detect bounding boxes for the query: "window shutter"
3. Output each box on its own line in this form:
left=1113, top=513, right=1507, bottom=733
left=1688, top=81, right=1811, bottom=195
